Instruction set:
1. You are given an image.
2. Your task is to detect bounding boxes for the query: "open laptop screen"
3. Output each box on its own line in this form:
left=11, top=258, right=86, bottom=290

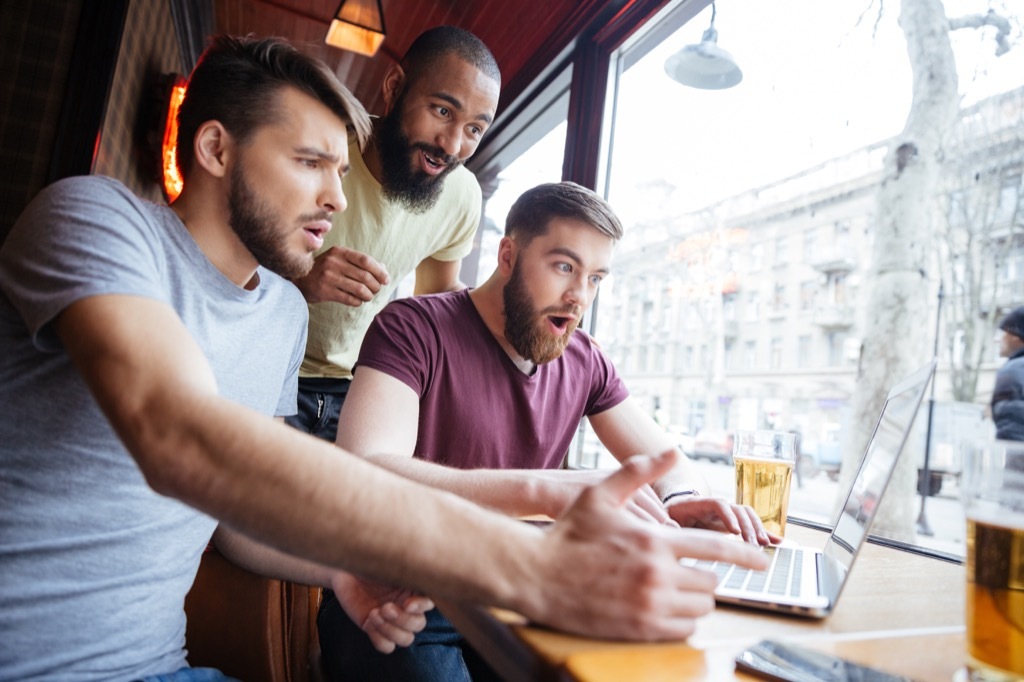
left=823, top=361, right=935, bottom=577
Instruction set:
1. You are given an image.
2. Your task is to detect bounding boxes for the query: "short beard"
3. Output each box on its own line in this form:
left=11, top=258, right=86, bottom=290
left=377, top=95, right=460, bottom=214
left=228, top=162, right=314, bottom=280
left=502, top=260, right=580, bottom=365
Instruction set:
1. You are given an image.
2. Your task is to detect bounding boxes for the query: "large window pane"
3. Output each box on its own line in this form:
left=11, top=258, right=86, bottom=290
left=583, top=0, right=1024, bottom=558
left=475, top=123, right=568, bottom=286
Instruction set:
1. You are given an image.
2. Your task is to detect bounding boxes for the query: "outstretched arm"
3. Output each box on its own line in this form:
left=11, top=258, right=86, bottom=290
left=589, top=398, right=775, bottom=545
left=337, top=366, right=590, bottom=518
left=56, top=294, right=766, bottom=640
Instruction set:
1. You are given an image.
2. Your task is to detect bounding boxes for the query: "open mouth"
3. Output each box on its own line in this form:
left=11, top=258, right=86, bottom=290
left=303, top=221, right=330, bottom=250
left=421, top=150, right=448, bottom=175
left=548, top=315, right=573, bottom=334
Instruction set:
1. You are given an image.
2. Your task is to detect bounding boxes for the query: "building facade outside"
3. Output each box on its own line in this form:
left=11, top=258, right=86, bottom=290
left=588, top=87, right=1024, bottom=474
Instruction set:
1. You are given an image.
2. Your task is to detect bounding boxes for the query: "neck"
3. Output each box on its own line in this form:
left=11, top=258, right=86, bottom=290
left=171, top=187, right=260, bottom=289
left=362, top=120, right=385, bottom=183
left=470, top=274, right=536, bottom=375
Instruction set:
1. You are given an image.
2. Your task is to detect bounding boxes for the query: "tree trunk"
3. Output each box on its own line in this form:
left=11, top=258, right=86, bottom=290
left=838, top=0, right=960, bottom=541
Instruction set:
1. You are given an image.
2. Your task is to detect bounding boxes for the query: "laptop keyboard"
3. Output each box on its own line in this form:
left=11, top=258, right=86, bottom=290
left=693, top=545, right=805, bottom=598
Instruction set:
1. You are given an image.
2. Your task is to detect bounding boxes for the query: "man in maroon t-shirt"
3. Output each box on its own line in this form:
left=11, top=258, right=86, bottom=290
left=316, top=182, right=775, bottom=682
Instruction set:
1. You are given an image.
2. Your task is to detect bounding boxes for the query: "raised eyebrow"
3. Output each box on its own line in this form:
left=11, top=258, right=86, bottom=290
left=548, top=246, right=610, bottom=276
left=432, top=92, right=493, bottom=125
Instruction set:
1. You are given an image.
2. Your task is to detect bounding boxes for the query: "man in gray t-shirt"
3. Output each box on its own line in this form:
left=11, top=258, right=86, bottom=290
left=0, top=35, right=767, bottom=682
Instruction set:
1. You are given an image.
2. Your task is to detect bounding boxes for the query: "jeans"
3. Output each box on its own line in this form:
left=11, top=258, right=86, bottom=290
left=284, top=378, right=350, bottom=442
left=138, top=668, right=239, bottom=682
left=317, top=593, right=502, bottom=682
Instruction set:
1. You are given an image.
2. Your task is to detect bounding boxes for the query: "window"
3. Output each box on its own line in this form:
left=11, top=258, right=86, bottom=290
left=802, top=230, right=816, bottom=260
left=826, top=332, right=846, bottom=367
left=775, top=235, right=789, bottom=266
left=745, top=291, right=760, bottom=321
left=770, top=337, right=783, bottom=369
left=568, top=0, right=1022, bottom=559
left=797, top=335, right=813, bottom=368
left=474, top=128, right=568, bottom=287
left=772, top=283, right=787, bottom=315
left=800, top=281, right=816, bottom=312
left=749, top=242, right=763, bottom=271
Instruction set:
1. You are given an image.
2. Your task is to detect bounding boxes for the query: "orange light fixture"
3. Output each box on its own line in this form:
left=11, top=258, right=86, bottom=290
left=325, top=0, right=386, bottom=57
left=161, top=76, right=187, bottom=202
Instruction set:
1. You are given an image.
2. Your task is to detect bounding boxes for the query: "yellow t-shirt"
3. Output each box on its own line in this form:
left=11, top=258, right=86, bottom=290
left=300, top=139, right=481, bottom=379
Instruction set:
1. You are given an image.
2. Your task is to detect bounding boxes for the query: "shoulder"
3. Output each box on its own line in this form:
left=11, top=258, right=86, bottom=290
left=380, top=290, right=468, bottom=324
left=565, top=327, right=604, bottom=357
left=31, top=175, right=149, bottom=216
left=441, top=166, right=483, bottom=203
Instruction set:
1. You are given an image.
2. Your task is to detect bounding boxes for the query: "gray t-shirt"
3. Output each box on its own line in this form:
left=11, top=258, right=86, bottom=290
left=0, top=176, right=308, bottom=681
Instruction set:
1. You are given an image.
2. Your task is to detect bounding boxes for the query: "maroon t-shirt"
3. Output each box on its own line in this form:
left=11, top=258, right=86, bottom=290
left=356, top=290, right=628, bottom=470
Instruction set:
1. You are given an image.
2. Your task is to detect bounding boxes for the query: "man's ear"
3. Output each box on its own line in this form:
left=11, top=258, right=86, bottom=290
left=192, top=121, right=232, bottom=179
left=381, top=64, right=407, bottom=116
left=497, top=236, right=517, bottom=277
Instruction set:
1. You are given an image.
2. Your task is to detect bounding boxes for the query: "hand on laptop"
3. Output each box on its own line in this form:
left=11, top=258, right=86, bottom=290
left=524, top=450, right=769, bottom=641
left=665, top=497, right=781, bottom=546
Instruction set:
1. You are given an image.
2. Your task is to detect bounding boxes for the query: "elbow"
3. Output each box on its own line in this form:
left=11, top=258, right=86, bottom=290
left=114, top=395, right=219, bottom=504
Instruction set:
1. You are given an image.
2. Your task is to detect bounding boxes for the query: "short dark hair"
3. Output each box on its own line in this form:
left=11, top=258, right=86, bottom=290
left=505, top=182, right=624, bottom=244
left=400, top=26, right=501, bottom=86
left=176, top=35, right=371, bottom=176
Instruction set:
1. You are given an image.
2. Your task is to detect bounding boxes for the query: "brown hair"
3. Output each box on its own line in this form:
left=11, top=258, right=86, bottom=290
left=176, top=34, right=371, bottom=176
left=505, top=182, right=624, bottom=244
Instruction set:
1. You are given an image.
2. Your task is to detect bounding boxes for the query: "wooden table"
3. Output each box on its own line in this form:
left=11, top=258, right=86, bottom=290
left=439, top=525, right=966, bottom=682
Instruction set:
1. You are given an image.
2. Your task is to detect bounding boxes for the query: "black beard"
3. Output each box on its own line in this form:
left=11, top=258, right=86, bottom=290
left=502, top=261, right=579, bottom=366
left=377, top=97, right=461, bottom=214
left=228, top=162, right=314, bottom=280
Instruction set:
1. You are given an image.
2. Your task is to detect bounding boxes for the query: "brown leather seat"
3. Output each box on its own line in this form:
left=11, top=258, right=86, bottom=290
left=184, top=548, right=325, bottom=682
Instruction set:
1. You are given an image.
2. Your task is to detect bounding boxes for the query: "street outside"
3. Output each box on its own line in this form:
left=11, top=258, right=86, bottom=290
left=690, top=458, right=967, bottom=558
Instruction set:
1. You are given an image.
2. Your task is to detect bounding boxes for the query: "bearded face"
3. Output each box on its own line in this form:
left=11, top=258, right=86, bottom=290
left=502, top=258, right=582, bottom=365
left=228, top=161, right=322, bottom=280
left=377, top=90, right=461, bottom=214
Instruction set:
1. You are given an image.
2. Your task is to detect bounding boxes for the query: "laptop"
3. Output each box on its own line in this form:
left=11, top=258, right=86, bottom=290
left=683, top=359, right=936, bottom=618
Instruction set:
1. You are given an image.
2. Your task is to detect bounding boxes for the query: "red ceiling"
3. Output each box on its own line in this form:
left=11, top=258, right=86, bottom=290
left=212, top=0, right=614, bottom=118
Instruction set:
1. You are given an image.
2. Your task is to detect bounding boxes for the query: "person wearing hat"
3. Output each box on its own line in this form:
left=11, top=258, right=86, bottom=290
left=993, top=306, right=1024, bottom=441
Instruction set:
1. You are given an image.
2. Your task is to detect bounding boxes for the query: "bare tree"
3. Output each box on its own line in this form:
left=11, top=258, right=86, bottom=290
left=938, top=89, right=1024, bottom=403
left=840, top=0, right=1015, bottom=540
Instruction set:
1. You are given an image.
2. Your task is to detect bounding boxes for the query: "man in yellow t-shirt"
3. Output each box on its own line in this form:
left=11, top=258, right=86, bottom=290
left=288, top=26, right=501, bottom=441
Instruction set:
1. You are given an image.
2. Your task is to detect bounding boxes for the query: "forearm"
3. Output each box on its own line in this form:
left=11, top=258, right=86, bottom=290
left=362, top=453, right=565, bottom=518
left=652, top=456, right=713, bottom=500
left=103, top=389, right=545, bottom=611
left=211, top=525, right=334, bottom=587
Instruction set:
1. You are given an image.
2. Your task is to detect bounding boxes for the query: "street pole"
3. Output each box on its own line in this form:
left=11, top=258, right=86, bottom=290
left=916, top=281, right=944, bottom=536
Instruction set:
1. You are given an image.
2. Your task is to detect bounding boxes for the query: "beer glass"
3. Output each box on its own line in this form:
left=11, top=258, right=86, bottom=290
left=962, top=439, right=1024, bottom=681
left=733, top=430, right=797, bottom=536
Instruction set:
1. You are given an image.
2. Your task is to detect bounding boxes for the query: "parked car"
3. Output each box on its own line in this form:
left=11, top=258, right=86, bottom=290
left=668, top=425, right=695, bottom=456
left=689, top=429, right=735, bottom=465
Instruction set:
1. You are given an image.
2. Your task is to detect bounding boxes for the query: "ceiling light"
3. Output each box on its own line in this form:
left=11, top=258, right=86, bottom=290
left=325, top=0, right=386, bottom=57
left=664, top=3, right=742, bottom=90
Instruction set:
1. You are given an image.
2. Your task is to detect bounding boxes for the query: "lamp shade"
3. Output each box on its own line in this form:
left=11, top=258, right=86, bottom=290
left=664, top=26, right=742, bottom=90
left=326, top=0, right=386, bottom=57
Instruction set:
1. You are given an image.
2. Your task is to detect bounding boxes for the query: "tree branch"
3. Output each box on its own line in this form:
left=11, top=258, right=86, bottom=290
left=949, top=11, right=1012, bottom=56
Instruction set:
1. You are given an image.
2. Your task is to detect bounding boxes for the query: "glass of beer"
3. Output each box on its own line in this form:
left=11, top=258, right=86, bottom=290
left=962, top=439, right=1024, bottom=682
left=733, top=430, right=797, bottom=536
